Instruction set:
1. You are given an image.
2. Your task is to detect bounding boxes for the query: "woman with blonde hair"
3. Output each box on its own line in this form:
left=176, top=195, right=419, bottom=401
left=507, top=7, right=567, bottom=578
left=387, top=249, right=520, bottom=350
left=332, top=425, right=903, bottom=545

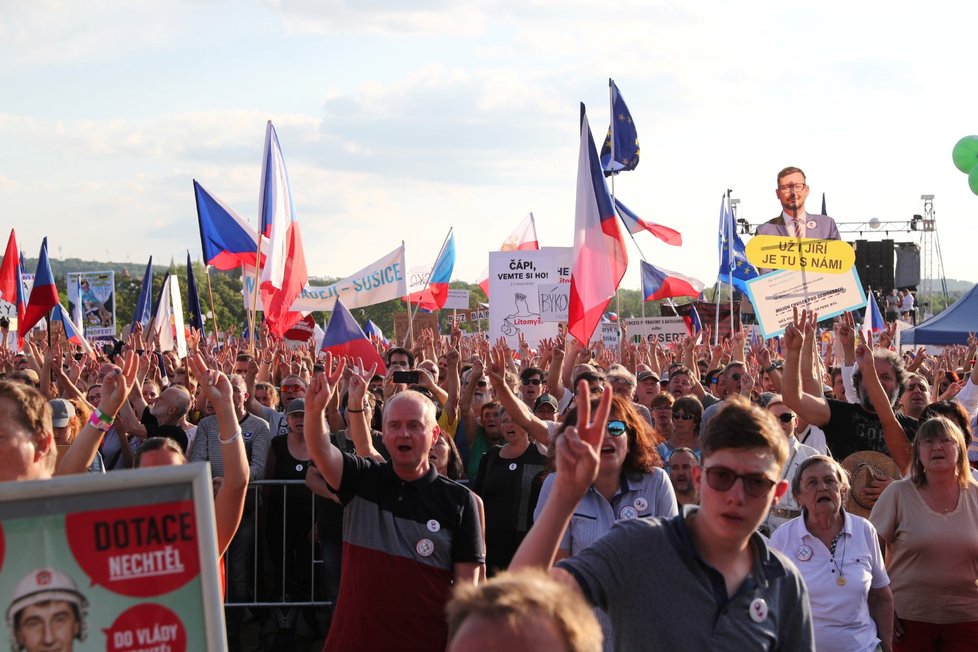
left=871, top=417, right=978, bottom=651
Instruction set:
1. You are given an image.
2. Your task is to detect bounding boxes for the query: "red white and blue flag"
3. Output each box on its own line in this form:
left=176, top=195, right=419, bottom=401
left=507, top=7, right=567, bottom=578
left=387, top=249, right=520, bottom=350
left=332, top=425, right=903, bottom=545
left=641, top=260, right=705, bottom=302
left=0, top=229, right=26, bottom=336
left=258, top=121, right=309, bottom=338
left=405, top=231, right=456, bottom=311
left=22, top=237, right=59, bottom=336
left=51, top=303, right=92, bottom=354
left=683, top=304, right=703, bottom=336
left=615, top=198, right=682, bottom=246
left=193, top=180, right=264, bottom=271
left=568, top=105, right=628, bottom=345
left=321, top=299, right=387, bottom=374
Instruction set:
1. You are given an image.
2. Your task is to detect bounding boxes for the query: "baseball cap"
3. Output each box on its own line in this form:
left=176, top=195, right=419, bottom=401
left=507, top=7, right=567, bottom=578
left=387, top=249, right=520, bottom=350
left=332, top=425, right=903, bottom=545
left=534, top=394, right=559, bottom=411
left=286, top=399, right=306, bottom=415
left=637, top=370, right=660, bottom=383
left=50, top=399, right=76, bottom=428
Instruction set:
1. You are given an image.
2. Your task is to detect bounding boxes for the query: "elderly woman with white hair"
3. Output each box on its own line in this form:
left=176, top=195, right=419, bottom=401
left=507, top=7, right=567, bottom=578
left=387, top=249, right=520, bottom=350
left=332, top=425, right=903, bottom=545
left=771, top=455, right=893, bottom=652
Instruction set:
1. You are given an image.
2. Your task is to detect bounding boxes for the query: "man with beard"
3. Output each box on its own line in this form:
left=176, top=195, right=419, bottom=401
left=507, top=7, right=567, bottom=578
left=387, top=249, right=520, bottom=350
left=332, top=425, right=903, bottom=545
left=667, top=447, right=699, bottom=507
left=782, top=310, right=918, bottom=507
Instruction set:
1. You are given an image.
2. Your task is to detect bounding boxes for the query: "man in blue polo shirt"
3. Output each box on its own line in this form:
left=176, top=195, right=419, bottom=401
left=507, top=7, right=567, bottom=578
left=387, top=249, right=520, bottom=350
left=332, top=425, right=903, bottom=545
left=304, top=358, right=484, bottom=652
left=512, top=386, right=814, bottom=651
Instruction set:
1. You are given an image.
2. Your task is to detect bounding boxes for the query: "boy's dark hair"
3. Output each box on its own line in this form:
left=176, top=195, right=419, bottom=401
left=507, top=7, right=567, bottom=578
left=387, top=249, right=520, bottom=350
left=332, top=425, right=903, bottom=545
left=700, top=395, right=788, bottom=469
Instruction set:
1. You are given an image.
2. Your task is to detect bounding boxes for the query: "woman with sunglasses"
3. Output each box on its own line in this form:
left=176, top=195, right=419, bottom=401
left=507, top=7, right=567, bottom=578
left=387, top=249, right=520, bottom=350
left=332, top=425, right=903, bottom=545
left=870, top=417, right=978, bottom=651
left=771, top=455, right=893, bottom=652
left=656, top=395, right=703, bottom=464
left=534, top=394, right=676, bottom=651
left=761, top=395, right=820, bottom=534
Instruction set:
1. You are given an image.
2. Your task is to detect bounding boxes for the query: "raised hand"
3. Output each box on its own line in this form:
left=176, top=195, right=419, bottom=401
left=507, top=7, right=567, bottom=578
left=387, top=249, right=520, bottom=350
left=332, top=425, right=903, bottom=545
left=99, top=351, right=139, bottom=418
left=553, top=381, right=613, bottom=498
left=306, top=353, right=346, bottom=415
left=783, top=307, right=807, bottom=352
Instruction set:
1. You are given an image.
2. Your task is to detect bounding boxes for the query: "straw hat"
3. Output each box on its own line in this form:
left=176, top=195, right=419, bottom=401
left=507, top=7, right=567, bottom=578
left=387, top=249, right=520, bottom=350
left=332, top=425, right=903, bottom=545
left=841, top=451, right=902, bottom=518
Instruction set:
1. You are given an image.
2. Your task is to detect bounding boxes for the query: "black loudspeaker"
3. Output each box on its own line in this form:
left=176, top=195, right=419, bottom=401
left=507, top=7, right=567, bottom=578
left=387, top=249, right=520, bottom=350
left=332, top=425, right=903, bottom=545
left=851, top=239, right=895, bottom=291
left=895, top=243, right=921, bottom=290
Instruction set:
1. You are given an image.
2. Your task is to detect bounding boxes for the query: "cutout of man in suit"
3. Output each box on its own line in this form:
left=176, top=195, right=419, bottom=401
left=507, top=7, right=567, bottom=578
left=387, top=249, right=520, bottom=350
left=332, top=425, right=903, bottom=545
left=756, top=167, right=841, bottom=241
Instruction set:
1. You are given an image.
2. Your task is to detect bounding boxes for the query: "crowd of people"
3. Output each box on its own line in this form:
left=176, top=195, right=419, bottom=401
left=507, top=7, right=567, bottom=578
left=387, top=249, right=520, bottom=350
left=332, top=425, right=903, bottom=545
left=2, top=301, right=977, bottom=651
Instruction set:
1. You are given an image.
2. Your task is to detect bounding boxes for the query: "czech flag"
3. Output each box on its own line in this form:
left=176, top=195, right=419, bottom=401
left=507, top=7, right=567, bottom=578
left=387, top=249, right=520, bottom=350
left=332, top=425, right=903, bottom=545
left=641, top=260, right=705, bottom=302
left=193, top=180, right=264, bottom=271
left=365, top=319, right=388, bottom=344
left=0, top=229, right=26, bottom=331
left=51, top=303, right=92, bottom=355
left=867, top=291, right=886, bottom=333
left=615, top=199, right=682, bottom=246
left=258, top=121, right=309, bottom=338
left=405, top=231, right=456, bottom=311
left=568, top=104, right=628, bottom=345
left=22, top=237, right=59, bottom=334
left=683, top=304, right=703, bottom=337
left=321, top=299, right=387, bottom=375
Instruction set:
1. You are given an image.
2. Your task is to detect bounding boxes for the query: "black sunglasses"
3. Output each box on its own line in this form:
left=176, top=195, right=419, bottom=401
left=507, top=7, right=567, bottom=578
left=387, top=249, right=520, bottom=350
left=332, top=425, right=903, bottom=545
left=672, top=411, right=695, bottom=421
left=729, top=373, right=743, bottom=382
left=704, top=466, right=776, bottom=498
left=606, top=420, right=628, bottom=437
left=522, top=378, right=542, bottom=386
left=776, top=413, right=795, bottom=423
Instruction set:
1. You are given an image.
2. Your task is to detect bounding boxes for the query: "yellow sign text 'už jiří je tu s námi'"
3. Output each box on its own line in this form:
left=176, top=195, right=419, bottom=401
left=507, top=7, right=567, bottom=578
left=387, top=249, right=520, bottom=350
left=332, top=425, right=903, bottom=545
left=746, top=236, right=855, bottom=274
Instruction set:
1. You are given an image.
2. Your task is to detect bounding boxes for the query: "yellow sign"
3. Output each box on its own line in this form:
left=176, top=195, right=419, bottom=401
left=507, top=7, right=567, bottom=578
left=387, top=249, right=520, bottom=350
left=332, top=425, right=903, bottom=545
left=746, top=235, right=855, bottom=274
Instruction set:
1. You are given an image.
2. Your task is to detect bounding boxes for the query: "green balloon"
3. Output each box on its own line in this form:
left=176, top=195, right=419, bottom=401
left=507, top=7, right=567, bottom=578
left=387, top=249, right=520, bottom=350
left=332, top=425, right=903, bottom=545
left=952, top=135, right=978, bottom=174
left=969, top=166, right=978, bottom=195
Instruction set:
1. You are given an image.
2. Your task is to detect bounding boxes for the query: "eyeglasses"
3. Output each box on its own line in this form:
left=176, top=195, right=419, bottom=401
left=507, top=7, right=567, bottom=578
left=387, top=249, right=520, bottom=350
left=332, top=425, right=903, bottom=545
left=606, top=420, right=628, bottom=437
left=704, top=466, right=777, bottom=498
left=906, top=383, right=928, bottom=393
left=778, top=183, right=807, bottom=193
left=803, top=476, right=840, bottom=491
left=281, top=384, right=305, bottom=393
left=920, top=436, right=956, bottom=448
left=522, top=378, right=542, bottom=386
left=672, top=411, right=695, bottom=421
left=776, top=412, right=796, bottom=423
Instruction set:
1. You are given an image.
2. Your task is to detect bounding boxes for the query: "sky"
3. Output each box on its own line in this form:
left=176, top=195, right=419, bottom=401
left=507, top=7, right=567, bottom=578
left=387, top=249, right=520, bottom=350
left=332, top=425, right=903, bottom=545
left=3, top=0, right=978, bottom=294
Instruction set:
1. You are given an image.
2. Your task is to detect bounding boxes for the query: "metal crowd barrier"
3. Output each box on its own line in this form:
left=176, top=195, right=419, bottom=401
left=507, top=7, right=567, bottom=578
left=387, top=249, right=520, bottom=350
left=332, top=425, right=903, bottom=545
left=224, top=479, right=334, bottom=609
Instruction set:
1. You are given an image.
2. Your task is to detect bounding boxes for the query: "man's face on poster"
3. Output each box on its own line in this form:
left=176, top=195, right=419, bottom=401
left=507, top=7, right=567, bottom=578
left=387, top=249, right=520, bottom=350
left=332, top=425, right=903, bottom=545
left=15, top=599, right=80, bottom=652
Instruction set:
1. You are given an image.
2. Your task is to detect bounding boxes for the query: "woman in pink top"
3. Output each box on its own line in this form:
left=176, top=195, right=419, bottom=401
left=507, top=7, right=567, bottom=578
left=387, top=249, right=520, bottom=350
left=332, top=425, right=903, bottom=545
left=870, top=417, right=978, bottom=652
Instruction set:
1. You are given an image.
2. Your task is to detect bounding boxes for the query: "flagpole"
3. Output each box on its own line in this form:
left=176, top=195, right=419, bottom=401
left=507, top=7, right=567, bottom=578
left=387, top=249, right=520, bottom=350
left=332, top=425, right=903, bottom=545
left=607, top=79, right=624, bottom=356
left=408, top=228, right=453, bottom=347
left=249, top=236, right=262, bottom=355
left=204, top=264, right=220, bottom=347
left=723, top=191, right=733, bottom=341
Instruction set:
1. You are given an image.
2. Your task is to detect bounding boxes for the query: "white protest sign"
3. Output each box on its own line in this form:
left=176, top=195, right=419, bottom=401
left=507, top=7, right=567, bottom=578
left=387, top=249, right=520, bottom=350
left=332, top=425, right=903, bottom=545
left=444, top=289, right=470, bottom=310
left=592, top=322, right=621, bottom=349
left=744, top=268, right=867, bottom=339
left=66, top=271, right=116, bottom=339
left=623, top=317, right=689, bottom=345
left=243, top=245, right=406, bottom=312
left=489, top=247, right=572, bottom=347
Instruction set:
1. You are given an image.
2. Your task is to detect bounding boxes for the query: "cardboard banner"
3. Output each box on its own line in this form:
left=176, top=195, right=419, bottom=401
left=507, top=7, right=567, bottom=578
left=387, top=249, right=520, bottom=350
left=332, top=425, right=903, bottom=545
left=744, top=268, right=867, bottom=339
left=0, top=464, right=226, bottom=651
left=660, top=302, right=742, bottom=341
left=623, top=316, right=689, bottom=345
left=746, top=236, right=855, bottom=273
left=488, top=247, right=573, bottom=347
left=443, top=289, right=470, bottom=310
left=447, top=308, right=489, bottom=326
left=242, top=245, right=406, bottom=313
left=0, top=273, right=43, bottom=335
left=66, top=271, right=117, bottom=339
left=392, top=312, right=440, bottom=341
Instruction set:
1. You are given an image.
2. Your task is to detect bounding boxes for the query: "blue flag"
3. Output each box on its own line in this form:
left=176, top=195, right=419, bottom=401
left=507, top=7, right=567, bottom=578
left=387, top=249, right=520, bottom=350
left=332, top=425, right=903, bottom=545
left=717, top=194, right=759, bottom=292
left=867, top=291, right=886, bottom=332
left=600, top=80, right=640, bottom=176
left=132, top=256, right=154, bottom=329
left=186, top=252, right=204, bottom=333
